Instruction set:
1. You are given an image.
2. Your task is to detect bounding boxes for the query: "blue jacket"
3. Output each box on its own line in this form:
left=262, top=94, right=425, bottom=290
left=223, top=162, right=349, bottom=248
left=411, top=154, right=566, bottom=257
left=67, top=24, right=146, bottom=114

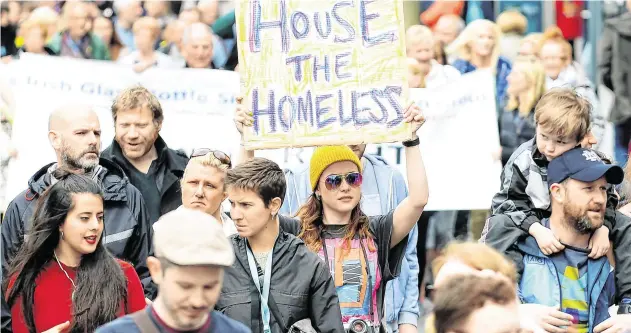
left=451, top=56, right=512, bottom=115
left=516, top=236, right=615, bottom=332
left=280, top=154, right=420, bottom=327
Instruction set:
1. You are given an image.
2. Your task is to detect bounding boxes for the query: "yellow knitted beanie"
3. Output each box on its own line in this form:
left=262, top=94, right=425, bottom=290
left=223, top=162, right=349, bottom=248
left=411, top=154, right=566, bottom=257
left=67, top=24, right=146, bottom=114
left=309, top=146, right=362, bottom=191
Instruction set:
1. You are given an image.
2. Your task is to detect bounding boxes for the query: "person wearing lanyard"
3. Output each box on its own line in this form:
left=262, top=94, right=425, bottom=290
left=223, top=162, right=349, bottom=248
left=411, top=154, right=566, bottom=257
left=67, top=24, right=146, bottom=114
left=217, top=157, right=344, bottom=333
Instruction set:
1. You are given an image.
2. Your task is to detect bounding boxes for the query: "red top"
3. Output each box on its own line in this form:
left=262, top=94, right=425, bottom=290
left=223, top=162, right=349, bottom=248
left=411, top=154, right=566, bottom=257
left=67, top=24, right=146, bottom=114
left=7, top=259, right=146, bottom=333
left=555, top=0, right=584, bottom=40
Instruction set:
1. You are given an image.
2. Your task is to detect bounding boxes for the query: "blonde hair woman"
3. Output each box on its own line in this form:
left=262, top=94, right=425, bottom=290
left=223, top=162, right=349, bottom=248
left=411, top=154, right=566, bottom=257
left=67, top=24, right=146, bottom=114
left=498, top=58, right=546, bottom=165
left=117, top=16, right=174, bottom=72
left=26, top=6, right=59, bottom=42
left=496, top=10, right=528, bottom=62
left=16, top=19, right=55, bottom=55
left=406, top=25, right=460, bottom=89
left=447, top=19, right=512, bottom=113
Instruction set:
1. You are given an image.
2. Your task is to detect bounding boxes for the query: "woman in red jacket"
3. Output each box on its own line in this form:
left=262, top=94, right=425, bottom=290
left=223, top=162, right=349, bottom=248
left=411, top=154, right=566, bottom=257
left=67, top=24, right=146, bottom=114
left=3, top=170, right=146, bottom=333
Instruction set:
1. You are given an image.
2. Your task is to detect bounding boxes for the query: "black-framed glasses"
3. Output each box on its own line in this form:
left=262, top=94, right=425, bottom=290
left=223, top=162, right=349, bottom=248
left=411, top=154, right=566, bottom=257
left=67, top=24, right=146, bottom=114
left=190, top=148, right=232, bottom=167
left=324, top=172, right=362, bottom=191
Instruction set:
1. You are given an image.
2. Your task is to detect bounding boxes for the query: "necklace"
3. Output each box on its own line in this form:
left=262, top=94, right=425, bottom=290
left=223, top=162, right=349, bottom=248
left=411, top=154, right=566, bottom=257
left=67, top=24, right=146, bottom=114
left=53, top=251, right=77, bottom=301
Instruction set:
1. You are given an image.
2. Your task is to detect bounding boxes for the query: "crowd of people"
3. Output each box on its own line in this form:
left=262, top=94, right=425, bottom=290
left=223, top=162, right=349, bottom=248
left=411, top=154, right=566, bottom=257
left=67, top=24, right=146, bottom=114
left=2, top=1, right=631, bottom=333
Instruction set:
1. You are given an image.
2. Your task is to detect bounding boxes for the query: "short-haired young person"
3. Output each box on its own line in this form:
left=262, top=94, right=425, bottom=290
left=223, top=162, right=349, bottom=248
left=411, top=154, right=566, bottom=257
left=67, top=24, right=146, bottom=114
left=218, top=157, right=344, bottom=333
left=96, top=208, right=251, bottom=333
left=179, top=149, right=236, bottom=236
left=483, top=88, right=631, bottom=312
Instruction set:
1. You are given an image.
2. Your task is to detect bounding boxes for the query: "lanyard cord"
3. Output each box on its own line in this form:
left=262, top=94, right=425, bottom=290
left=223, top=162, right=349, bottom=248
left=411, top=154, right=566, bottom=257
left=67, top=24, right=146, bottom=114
left=246, top=240, right=274, bottom=333
left=320, top=230, right=375, bottom=326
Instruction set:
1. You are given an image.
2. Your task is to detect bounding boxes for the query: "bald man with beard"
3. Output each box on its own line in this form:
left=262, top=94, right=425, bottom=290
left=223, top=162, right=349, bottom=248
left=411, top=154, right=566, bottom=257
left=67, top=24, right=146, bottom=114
left=1, top=104, right=155, bottom=298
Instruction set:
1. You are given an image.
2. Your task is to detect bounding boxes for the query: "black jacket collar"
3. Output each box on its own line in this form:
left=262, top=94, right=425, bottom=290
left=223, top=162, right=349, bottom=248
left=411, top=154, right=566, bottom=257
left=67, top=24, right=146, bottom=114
left=27, top=158, right=130, bottom=201
left=103, top=135, right=188, bottom=175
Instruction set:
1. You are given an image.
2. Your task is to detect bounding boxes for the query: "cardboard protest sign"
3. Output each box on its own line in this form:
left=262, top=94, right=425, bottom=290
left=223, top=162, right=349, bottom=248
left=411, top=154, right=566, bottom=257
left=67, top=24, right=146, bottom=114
left=236, top=0, right=411, bottom=149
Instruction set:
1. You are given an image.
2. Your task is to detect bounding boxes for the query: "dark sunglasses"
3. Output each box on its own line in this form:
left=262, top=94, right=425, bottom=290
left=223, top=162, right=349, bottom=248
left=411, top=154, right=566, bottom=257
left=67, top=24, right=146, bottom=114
left=324, top=172, right=362, bottom=191
left=190, top=148, right=232, bottom=167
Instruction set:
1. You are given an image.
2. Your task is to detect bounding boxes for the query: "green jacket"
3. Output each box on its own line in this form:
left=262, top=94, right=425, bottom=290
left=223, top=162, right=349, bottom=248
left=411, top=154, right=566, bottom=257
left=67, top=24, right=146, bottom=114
left=47, top=32, right=111, bottom=61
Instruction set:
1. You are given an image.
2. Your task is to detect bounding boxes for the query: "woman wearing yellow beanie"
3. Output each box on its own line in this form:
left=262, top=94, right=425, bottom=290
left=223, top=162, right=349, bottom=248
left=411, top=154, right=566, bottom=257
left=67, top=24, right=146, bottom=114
left=234, top=100, right=429, bottom=332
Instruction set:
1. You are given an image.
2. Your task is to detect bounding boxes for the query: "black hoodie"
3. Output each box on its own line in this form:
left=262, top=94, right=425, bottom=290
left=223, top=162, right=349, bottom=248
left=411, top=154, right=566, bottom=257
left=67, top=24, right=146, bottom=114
left=1, top=158, right=155, bottom=298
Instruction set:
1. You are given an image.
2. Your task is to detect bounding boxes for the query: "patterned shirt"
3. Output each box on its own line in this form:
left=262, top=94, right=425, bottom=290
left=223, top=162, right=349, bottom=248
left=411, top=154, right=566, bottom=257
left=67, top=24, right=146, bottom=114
left=545, top=221, right=590, bottom=332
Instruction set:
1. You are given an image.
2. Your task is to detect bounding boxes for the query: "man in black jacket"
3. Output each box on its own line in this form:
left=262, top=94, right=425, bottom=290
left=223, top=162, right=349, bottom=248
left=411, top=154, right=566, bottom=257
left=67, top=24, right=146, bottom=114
left=218, top=157, right=344, bottom=333
left=1, top=104, right=154, bottom=298
left=101, top=86, right=188, bottom=224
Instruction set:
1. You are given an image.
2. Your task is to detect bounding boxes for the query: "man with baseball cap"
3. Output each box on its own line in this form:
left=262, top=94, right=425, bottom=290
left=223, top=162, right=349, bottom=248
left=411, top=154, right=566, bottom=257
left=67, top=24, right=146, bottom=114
left=511, top=148, right=622, bottom=333
left=96, top=208, right=251, bottom=333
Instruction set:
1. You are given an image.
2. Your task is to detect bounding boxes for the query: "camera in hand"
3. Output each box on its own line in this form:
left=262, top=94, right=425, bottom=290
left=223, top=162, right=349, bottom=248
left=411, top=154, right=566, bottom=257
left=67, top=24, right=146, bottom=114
left=348, top=319, right=370, bottom=333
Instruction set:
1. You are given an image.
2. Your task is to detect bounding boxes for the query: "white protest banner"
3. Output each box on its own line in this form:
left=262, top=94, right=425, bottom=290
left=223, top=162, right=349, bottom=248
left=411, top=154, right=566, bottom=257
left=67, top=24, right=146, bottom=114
left=3, top=54, right=242, bottom=200
left=367, top=71, right=502, bottom=211
left=236, top=0, right=411, bottom=149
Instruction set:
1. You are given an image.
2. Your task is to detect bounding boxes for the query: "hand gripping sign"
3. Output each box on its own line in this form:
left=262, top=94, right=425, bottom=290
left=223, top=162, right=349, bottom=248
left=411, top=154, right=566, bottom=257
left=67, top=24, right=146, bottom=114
left=236, top=0, right=412, bottom=149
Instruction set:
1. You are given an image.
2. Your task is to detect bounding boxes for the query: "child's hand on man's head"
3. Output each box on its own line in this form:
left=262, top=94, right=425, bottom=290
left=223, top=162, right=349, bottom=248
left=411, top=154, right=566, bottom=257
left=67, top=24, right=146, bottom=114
left=529, top=223, right=565, bottom=255
left=588, top=226, right=610, bottom=259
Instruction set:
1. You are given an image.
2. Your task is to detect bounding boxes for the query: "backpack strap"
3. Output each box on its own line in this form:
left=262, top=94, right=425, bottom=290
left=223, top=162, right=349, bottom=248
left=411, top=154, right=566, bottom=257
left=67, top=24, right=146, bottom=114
left=130, top=309, right=160, bottom=333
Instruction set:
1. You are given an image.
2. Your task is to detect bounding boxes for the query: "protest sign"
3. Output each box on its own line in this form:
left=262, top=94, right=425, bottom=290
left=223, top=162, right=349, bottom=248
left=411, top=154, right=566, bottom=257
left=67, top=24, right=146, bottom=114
left=236, top=0, right=411, bottom=149
left=2, top=54, right=243, bottom=200
left=367, top=71, right=502, bottom=211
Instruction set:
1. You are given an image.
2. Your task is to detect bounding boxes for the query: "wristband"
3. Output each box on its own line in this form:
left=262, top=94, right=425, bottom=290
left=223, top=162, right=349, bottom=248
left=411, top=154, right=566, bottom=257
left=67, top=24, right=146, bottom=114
left=402, top=137, right=420, bottom=147
left=618, top=298, right=631, bottom=314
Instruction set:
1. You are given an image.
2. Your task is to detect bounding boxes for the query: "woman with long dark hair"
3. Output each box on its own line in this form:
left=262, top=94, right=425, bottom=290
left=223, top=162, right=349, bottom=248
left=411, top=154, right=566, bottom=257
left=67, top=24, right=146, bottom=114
left=3, top=170, right=146, bottom=333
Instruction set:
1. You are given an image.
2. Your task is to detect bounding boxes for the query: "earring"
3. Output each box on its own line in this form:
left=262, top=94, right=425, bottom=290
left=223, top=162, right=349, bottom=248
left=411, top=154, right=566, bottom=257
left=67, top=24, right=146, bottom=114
left=315, top=193, right=321, bottom=200
left=60, top=230, right=64, bottom=239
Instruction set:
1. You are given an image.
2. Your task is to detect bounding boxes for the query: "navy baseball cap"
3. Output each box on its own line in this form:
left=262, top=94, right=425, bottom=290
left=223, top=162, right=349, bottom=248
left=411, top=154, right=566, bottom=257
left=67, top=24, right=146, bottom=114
left=548, top=148, right=624, bottom=185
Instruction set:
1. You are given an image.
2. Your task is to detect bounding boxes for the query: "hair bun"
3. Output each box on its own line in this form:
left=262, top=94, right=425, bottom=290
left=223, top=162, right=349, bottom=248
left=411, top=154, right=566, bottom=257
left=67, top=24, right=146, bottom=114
left=543, top=26, right=564, bottom=40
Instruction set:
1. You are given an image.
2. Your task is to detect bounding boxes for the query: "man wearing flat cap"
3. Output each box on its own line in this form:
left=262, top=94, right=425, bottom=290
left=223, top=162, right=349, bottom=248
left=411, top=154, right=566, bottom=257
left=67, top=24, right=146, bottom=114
left=96, top=208, right=251, bottom=333
left=511, top=148, right=624, bottom=333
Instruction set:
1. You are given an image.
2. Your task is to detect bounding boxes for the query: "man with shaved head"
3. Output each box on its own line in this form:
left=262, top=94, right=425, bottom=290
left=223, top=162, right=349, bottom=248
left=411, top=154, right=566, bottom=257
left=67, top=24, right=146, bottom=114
left=1, top=104, right=155, bottom=298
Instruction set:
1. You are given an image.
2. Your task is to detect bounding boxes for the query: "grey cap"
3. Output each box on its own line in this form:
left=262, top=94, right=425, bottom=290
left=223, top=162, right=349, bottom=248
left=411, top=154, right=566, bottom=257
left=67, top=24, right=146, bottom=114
left=153, top=208, right=234, bottom=267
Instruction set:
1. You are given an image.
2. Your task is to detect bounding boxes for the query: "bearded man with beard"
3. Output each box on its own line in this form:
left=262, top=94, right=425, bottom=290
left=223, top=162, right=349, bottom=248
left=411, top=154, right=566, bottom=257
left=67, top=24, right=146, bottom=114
left=1, top=104, right=155, bottom=299
left=512, top=147, right=624, bottom=333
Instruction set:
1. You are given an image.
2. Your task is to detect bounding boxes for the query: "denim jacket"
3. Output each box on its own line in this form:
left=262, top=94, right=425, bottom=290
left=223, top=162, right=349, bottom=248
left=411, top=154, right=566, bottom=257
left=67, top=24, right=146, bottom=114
left=281, top=154, right=420, bottom=327
left=516, top=237, right=615, bottom=332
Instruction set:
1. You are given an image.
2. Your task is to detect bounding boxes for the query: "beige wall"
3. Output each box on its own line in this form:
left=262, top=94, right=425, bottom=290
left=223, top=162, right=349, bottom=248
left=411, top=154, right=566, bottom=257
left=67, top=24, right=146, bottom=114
left=403, top=1, right=421, bottom=29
